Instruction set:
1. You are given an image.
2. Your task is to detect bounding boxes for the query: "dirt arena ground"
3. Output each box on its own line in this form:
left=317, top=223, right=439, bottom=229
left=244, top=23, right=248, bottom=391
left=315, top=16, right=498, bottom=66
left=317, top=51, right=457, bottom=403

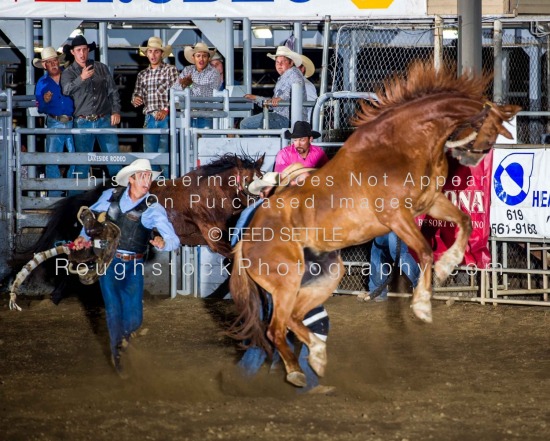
left=1, top=291, right=550, bottom=441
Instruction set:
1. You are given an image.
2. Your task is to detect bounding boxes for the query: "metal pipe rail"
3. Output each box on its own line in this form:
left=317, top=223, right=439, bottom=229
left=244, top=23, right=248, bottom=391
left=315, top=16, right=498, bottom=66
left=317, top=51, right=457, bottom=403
left=311, top=91, right=378, bottom=133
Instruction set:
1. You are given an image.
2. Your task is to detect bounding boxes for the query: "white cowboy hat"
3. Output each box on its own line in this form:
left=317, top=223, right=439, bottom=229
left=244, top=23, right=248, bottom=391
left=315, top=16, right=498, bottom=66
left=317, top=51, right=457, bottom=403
left=139, top=36, right=173, bottom=58
left=184, top=42, right=215, bottom=65
left=33, top=47, right=65, bottom=69
left=267, top=46, right=302, bottom=67
left=115, top=159, right=161, bottom=187
left=248, top=172, right=280, bottom=196
left=300, top=54, right=315, bottom=78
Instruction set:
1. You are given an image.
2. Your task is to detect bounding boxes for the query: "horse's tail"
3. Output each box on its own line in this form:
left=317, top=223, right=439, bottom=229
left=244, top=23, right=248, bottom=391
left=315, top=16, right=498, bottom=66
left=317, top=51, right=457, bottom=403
left=9, top=245, right=70, bottom=311
left=29, top=184, right=109, bottom=255
left=227, top=241, right=272, bottom=355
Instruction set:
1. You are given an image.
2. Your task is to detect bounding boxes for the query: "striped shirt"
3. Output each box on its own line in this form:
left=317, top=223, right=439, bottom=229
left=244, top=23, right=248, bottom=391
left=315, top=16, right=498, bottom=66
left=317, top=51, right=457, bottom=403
left=132, top=63, right=179, bottom=114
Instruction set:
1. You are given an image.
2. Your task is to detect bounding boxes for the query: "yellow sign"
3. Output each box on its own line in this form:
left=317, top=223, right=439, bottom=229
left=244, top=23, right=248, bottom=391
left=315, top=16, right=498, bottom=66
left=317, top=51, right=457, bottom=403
left=351, top=0, right=395, bottom=8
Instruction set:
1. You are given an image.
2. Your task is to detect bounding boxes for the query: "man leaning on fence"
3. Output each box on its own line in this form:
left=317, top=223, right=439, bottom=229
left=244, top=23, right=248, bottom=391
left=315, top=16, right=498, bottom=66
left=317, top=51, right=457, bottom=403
left=34, top=47, right=76, bottom=197
left=240, top=46, right=307, bottom=130
left=61, top=35, right=122, bottom=184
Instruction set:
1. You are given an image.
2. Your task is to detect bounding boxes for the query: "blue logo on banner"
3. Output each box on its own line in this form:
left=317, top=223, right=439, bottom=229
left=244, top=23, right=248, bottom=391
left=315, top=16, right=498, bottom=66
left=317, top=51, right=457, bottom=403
left=493, top=152, right=534, bottom=206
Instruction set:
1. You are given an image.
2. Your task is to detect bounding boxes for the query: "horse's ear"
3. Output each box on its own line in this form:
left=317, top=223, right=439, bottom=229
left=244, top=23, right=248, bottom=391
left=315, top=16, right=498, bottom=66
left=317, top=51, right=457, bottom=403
left=256, top=154, right=265, bottom=169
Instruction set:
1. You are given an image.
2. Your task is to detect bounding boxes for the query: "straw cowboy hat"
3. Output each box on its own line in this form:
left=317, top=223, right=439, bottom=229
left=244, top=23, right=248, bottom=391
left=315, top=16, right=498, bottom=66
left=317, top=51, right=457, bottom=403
left=33, top=47, right=65, bottom=69
left=277, top=163, right=317, bottom=188
left=184, top=42, right=215, bottom=64
left=248, top=172, right=279, bottom=196
left=300, top=54, right=315, bottom=78
left=139, top=36, right=173, bottom=58
left=210, top=51, right=224, bottom=62
left=267, top=46, right=302, bottom=67
left=284, top=121, right=321, bottom=140
left=115, top=159, right=161, bottom=187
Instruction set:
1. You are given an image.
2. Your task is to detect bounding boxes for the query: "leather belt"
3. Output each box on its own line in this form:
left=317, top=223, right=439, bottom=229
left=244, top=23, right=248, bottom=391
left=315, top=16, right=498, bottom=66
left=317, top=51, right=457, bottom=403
left=77, top=114, right=105, bottom=122
left=48, top=114, right=73, bottom=123
left=115, top=252, right=145, bottom=261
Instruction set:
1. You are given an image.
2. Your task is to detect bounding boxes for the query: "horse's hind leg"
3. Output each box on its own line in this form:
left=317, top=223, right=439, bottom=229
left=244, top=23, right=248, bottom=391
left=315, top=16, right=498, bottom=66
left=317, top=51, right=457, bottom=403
left=426, top=193, right=472, bottom=282
left=288, top=264, right=344, bottom=378
left=385, top=210, right=434, bottom=323
left=268, top=288, right=305, bottom=387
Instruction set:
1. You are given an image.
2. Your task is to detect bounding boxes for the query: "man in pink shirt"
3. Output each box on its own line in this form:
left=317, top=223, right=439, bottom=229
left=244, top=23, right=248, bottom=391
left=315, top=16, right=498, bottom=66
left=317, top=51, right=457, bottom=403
left=274, top=121, right=329, bottom=172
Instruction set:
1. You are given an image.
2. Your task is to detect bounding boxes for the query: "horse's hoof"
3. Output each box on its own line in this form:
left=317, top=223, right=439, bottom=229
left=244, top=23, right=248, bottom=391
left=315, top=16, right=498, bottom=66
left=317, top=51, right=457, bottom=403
left=411, top=300, right=433, bottom=323
left=286, top=371, right=307, bottom=387
left=309, top=359, right=326, bottom=378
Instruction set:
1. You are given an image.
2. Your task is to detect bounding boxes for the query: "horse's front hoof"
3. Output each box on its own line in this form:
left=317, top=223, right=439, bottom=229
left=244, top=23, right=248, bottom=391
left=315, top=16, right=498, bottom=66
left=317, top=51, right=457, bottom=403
left=411, top=300, right=433, bottom=323
left=286, top=371, right=307, bottom=387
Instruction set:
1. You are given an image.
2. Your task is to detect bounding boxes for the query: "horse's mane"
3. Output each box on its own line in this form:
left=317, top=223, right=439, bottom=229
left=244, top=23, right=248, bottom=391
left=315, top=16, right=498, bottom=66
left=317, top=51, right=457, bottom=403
left=352, top=60, right=492, bottom=126
left=197, top=152, right=258, bottom=176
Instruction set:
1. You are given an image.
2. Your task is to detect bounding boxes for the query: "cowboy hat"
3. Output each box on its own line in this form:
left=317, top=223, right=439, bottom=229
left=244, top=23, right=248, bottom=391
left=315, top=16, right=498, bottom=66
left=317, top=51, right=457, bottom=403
left=277, top=163, right=317, bottom=189
left=33, top=47, right=65, bottom=69
left=210, top=51, right=224, bottom=62
left=300, top=54, right=315, bottom=78
left=284, top=121, right=321, bottom=139
left=114, top=159, right=161, bottom=187
left=184, top=42, right=215, bottom=65
left=139, top=36, right=173, bottom=58
left=248, top=172, right=279, bottom=196
left=69, top=35, right=97, bottom=51
left=267, top=46, right=302, bottom=67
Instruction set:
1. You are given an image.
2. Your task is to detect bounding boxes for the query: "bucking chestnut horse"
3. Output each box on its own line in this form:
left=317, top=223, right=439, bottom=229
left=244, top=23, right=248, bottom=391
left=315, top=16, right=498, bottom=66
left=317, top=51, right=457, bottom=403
left=228, top=61, right=521, bottom=388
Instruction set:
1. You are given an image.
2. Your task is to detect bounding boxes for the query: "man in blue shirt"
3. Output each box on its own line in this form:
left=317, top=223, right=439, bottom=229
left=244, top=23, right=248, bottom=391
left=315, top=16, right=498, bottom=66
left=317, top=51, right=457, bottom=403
left=34, top=47, right=75, bottom=197
left=240, top=46, right=306, bottom=130
left=72, top=159, right=180, bottom=378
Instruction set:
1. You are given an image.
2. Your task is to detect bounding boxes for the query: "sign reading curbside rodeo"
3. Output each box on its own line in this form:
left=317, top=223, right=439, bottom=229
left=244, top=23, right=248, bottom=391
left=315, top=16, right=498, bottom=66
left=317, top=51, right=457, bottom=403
left=0, top=0, right=426, bottom=20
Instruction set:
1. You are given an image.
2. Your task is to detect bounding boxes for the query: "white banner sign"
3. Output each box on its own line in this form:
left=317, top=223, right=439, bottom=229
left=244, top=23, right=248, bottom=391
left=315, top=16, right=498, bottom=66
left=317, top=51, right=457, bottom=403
left=0, top=0, right=426, bottom=20
left=490, top=148, right=550, bottom=238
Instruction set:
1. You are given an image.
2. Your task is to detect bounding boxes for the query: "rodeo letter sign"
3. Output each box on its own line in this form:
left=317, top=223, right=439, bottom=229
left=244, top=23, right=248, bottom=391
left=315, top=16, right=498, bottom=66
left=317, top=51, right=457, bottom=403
left=0, top=0, right=426, bottom=20
left=490, top=148, right=550, bottom=238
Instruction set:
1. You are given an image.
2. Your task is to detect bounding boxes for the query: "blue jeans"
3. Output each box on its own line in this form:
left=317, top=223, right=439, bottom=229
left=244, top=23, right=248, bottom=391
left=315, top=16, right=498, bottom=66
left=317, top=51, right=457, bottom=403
left=45, top=116, right=75, bottom=197
left=143, top=114, right=169, bottom=174
left=191, top=117, right=213, bottom=129
left=239, top=338, right=319, bottom=392
left=239, top=112, right=290, bottom=130
left=369, top=232, right=421, bottom=299
left=99, top=256, right=144, bottom=358
left=237, top=294, right=321, bottom=392
left=73, top=115, right=121, bottom=182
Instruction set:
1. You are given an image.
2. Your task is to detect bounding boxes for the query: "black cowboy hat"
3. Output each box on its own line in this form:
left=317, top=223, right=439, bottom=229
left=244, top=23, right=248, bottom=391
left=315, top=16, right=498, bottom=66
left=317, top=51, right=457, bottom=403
left=284, top=121, right=321, bottom=139
left=69, top=35, right=97, bottom=51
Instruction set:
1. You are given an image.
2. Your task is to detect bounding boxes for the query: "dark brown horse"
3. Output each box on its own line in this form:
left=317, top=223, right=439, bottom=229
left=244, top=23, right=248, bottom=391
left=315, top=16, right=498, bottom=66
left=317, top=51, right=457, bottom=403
left=151, top=153, right=264, bottom=258
left=229, top=61, right=521, bottom=388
